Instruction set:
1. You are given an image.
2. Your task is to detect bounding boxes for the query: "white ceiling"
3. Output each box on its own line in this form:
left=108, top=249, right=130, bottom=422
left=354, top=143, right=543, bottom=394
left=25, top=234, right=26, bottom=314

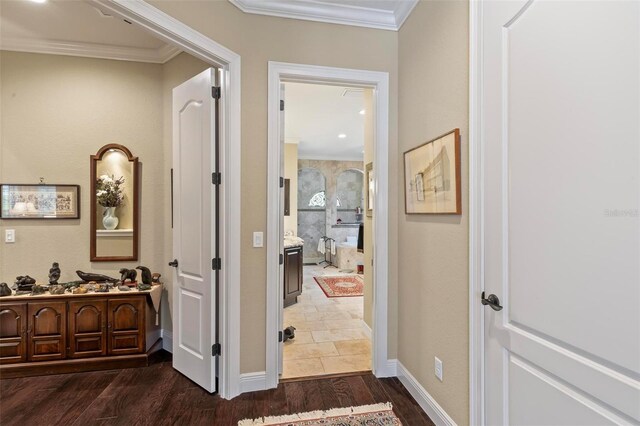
left=229, top=0, right=419, bottom=31
left=285, top=82, right=365, bottom=162
left=0, top=0, right=180, bottom=63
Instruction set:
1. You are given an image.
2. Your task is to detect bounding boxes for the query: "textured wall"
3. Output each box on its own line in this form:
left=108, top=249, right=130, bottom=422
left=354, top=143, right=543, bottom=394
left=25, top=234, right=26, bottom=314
left=149, top=0, right=398, bottom=373
left=398, top=1, right=470, bottom=424
left=0, top=51, right=164, bottom=284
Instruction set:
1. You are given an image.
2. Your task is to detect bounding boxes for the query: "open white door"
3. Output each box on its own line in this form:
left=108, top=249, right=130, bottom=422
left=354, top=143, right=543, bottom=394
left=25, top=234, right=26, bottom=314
left=481, top=1, right=639, bottom=424
left=277, top=82, right=286, bottom=376
left=172, top=68, right=220, bottom=393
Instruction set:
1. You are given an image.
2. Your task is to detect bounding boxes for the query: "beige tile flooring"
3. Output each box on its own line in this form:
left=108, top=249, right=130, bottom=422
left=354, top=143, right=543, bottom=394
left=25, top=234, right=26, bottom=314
left=282, top=264, right=371, bottom=379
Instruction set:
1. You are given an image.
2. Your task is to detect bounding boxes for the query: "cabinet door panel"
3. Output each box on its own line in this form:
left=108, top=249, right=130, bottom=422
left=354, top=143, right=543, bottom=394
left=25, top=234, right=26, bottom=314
left=27, top=301, right=66, bottom=361
left=284, top=247, right=303, bottom=308
left=108, top=297, right=144, bottom=355
left=0, top=303, right=27, bottom=364
left=68, top=299, right=107, bottom=358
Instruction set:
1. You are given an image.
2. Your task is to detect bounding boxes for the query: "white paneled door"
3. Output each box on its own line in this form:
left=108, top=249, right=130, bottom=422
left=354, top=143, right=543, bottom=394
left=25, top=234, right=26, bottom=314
left=481, top=1, right=639, bottom=424
left=172, top=68, right=220, bottom=393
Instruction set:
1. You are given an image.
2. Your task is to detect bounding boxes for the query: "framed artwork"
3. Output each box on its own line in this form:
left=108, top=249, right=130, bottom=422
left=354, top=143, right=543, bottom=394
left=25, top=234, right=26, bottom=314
left=0, top=184, right=80, bottom=219
left=404, top=128, right=461, bottom=214
left=365, top=162, right=374, bottom=217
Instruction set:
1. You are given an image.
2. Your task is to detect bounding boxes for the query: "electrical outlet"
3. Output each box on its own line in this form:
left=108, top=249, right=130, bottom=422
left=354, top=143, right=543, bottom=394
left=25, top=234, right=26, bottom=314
left=5, top=229, right=15, bottom=243
left=253, top=231, right=264, bottom=248
left=435, top=357, right=443, bottom=382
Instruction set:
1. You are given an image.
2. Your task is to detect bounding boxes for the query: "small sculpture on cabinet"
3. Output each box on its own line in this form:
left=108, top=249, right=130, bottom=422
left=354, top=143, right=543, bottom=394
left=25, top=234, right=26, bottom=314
left=14, top=276, right=36, bottom=292
left=48, top=262, right=61, bottom=285
left=152, top=273, right=162, bottom=285
left=76, top=271, right=118, bottom=283
left=119, top=268, right=137, bottom=285
left=73, top=286, right=88, bottom=295
left=48, top=285, right=66, bottom=295
left=30, top=284, right=46, bottom=296
left=118, top=285, right=131, bottom=291
left=136, top=266, right=152, bottom=285
left=137, top=283, right=152, bottom=291
left=0, top=283, right=12, bottom=297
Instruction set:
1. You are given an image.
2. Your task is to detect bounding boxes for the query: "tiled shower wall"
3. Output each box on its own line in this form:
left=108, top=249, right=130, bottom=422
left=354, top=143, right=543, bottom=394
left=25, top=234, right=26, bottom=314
left=297, top=160, right=364, bottom=263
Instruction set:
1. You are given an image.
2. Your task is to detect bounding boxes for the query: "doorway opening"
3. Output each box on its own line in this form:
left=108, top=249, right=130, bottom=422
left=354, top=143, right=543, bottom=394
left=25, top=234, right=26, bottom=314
left=266, top=62, right=392, bottom=389
left=281, top=82, right=372, bottom=379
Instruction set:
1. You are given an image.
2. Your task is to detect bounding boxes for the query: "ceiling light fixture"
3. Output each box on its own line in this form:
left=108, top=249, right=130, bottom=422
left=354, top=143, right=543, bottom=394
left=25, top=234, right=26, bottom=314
left=359, top=109, right=365, bottom=115
left=338, top=134, right=347, bottom=139
left=29, top=0, right=47, bottom=3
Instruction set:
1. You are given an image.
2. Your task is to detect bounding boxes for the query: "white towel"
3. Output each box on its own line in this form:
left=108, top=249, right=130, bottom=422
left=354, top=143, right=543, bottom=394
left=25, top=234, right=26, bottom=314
left=317, top=237, right=326, bottom=254
left=330, top=240, right=336, bottom=255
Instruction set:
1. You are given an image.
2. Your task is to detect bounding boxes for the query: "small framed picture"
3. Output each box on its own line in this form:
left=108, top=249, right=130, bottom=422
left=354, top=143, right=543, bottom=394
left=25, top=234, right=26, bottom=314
left=0, top=184, right=80, bottom=219
left=404, top=129, right=461, bottom=214
left=365, top=162, right=374, bottom=217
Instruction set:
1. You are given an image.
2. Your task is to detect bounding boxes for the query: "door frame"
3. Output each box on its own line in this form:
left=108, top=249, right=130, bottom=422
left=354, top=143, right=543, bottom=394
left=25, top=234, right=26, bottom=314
left=266, top=61, right=392, bottom=388
left=468, top=1, right=484, bottom=425
left=92, top=0, right=242, bottom=400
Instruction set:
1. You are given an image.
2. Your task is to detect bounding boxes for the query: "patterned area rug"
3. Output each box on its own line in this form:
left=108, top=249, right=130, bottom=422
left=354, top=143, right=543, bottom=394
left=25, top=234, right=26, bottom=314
left=238, top=402, right=401, bottom=425
left=313, top=275, right=364, bottom=297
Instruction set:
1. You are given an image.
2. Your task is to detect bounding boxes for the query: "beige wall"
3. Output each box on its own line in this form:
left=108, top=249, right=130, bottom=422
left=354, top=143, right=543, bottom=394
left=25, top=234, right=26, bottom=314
left=0, top=51, right=209, bottom=334
left=0, top=51, right=164, bottom=283
left=283, top=143, right=298, bottom=235
left=149, top=0, right=399, bottom=373
left=398, top=1, right=470, bottom=425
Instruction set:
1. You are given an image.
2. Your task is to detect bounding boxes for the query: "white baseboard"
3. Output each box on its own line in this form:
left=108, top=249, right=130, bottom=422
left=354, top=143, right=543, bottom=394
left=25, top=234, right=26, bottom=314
left=161, top=329, right=173, bottom=353
left=396, top=361, right=457, bottom=426
left=239, top=371, right=267, bottom=393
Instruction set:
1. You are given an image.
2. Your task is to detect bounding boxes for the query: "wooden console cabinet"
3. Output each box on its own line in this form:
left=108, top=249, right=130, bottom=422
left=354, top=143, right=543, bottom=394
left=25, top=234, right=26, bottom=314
left=0, top=293, right=160, bottom=378
left=284, top=245, right=303, bottom=308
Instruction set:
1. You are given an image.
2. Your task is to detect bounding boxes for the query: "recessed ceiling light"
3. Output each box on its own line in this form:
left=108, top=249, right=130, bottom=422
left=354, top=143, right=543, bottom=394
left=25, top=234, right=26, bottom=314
left=338, top=134, right=347, bottom=139
left=359, top=109, right=365, bottom=115
left=29, top=0, right=47, bottom=3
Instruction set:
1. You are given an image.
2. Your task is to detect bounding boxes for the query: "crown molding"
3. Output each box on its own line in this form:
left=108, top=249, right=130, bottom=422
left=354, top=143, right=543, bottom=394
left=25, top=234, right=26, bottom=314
left=0, top=37, right=182, bottom=64
left=228, top=0, right=419, bottom=31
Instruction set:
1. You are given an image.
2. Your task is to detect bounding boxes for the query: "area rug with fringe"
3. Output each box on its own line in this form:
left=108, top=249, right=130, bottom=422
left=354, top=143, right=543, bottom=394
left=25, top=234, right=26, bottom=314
left=238, top=402, right=401, bottom=426
left=313, top=275, right=364, bottom=297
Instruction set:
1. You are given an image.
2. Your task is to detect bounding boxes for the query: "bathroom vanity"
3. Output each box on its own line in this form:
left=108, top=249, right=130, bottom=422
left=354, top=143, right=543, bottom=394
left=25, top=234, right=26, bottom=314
left=283, top=238, right=304, bottom=308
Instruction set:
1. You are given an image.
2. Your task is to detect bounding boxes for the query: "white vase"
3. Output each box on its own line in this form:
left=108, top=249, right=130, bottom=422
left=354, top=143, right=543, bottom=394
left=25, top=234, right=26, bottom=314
left=103, top=207, right=119, bottom=230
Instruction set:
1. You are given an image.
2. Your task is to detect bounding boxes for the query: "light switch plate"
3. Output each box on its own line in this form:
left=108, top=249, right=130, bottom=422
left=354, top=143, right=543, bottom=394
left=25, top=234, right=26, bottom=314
left=5, top=229, right=15, bottom=243
left=253, top=231, right=264, bottom=248
left=435, top=356, right=443, bottom=382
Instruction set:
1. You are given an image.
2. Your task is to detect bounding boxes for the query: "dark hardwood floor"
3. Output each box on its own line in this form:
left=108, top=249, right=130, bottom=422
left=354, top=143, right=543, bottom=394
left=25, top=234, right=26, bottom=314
left=0, top=351, right=434, bottom=425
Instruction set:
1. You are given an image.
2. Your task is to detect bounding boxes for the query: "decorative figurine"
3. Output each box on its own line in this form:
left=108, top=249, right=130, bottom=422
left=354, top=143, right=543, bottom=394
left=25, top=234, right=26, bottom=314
left=119, top=268, right=137, bottom=285
left=48, top=285, right=66, bottom=295
left=137, top=283, right=152, bottom=291
left=14, top=275, right=36, bottom=292
left=118, top=285, right=131, bottom=292
left=48, top=262, right=61, bottom=285
left=76, top=271, right=118, bottom=283
left=136, top=266, right=152, bottom=285
left=30, top=284, right=46, bottom=296
left=0, top=283, right=12, bottom=297
left=151, top=273, right=162, bottom=285
left=72, top=286, right=88, bottom=295
left=85, top=282, right=97, bottom=292
left=95, top=284, right=110, bottom=293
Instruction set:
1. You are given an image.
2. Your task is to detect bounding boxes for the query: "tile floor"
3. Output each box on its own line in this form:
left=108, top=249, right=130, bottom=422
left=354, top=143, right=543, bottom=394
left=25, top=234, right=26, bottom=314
left=282, top=264, right=371, bottom=379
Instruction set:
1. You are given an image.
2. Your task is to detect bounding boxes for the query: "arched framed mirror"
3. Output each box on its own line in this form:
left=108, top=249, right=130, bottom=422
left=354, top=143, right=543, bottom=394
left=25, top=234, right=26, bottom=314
left=90, top=144, right=139, bottom=261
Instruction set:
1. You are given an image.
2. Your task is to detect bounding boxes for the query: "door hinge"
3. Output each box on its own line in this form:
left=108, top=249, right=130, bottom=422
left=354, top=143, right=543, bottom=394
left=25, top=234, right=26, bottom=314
left=279, top=253, right=284, bottom=265
left=212, top=258, right=222, bottom=270
left=212, top=86, right=221, bottom=99
left=280, top=99, right=284, bottom=111
left=212, top=172, right=221, bottom=185
left=278, top=331, right=283, bottom=342
left=280, top=177, right=284, bottom=188
left=212, top=343, right=221, bottom=356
